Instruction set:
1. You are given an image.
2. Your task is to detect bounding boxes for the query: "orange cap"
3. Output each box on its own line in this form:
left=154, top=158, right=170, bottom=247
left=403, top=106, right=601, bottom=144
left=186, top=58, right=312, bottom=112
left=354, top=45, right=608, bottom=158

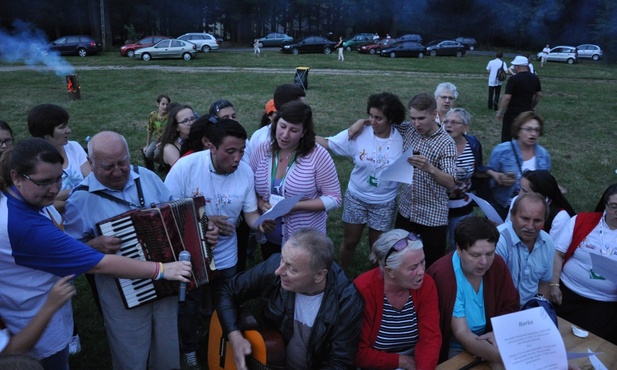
left=265, top=99, right=276, bottom=115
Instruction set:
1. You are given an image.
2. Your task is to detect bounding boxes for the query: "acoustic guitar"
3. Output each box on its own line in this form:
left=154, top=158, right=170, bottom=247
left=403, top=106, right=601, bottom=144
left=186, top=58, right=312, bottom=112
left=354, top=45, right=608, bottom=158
left=208, top=310, right=285, bottom=370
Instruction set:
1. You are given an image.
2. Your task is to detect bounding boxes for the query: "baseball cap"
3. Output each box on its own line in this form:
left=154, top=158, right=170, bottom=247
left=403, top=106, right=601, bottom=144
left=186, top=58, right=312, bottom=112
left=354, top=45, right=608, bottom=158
left=265, top=99, right=276, bottom=115
left=511, top=55, right=529, bottom=66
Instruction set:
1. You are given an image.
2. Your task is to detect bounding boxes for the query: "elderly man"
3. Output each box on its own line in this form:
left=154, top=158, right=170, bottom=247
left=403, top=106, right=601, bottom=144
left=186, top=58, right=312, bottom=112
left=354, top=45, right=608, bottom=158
left=216, top=228, right=364, bottom=370
left=496, top=192, right=554, bottom=305
left=64, top=131, right=210, bottom=370
left=496, top=55, right=542, bottom=142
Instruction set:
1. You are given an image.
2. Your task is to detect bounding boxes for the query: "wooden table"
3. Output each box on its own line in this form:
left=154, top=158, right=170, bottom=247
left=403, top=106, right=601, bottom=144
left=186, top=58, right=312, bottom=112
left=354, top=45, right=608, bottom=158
left=436, top=317, right=617, bottom=369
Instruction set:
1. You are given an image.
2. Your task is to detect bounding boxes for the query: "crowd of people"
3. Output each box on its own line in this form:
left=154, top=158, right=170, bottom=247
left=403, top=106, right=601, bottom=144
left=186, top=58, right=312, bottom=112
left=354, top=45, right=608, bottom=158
left=0, top=52, right=615, bottom=370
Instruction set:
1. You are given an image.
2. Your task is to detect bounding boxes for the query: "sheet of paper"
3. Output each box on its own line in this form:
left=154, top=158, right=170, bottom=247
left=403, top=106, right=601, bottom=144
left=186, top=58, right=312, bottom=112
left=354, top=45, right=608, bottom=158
left=588, top=348, right=608, bottom=370
left=491, top=306, right=567, bottom=369
left=254, top=194, right=303, bottom=226
left=468, top=193, right=504, bottom=225
left=380, top=147, right=414, bottom=184
left=589, top=252, right=617, bottom=284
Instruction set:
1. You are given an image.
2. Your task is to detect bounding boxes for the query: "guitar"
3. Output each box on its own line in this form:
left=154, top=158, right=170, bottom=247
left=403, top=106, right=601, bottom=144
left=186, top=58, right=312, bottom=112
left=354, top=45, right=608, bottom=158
left=208, top=310, right=285, bottom=370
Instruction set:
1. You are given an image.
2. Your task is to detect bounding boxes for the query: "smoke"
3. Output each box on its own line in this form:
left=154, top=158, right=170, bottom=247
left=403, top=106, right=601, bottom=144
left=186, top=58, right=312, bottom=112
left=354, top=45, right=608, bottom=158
left=0, top=20, right=74, bottom=77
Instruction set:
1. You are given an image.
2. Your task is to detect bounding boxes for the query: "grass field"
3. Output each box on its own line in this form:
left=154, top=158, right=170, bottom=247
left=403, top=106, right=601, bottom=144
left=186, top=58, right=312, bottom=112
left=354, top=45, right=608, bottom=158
left=1, top=48, right=616, bottom=368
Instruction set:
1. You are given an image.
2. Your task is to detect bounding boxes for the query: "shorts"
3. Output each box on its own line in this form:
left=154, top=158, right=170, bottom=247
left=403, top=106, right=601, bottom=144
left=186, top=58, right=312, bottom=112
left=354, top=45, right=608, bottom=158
left=342, top=190, right=396, bottom=232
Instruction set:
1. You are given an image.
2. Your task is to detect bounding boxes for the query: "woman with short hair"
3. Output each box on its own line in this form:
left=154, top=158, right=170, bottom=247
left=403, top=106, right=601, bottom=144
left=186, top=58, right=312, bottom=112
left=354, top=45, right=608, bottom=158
left=434, top=82, right=459, bottom=123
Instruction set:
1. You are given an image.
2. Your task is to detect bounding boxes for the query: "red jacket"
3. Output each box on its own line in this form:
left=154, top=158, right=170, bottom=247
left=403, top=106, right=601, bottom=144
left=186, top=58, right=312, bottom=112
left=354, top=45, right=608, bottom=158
left=427, top=252, right=520, bottom=363
left=353, top=268, right=441, bottom=370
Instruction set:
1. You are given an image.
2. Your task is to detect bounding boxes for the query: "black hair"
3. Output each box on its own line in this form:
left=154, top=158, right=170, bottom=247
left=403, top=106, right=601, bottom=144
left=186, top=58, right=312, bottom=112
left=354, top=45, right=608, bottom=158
left=27, top=104, right=70, bottom=138
left=0, top=138, right=63, bottom=190
left=523, top=170, right=576, bottom=231
left=155, top=104, right=193, bottom=164
left=208, top=99, right=234, bottom=117
left=180, top=116, right=212, bottom=156
left=595, top=183, right=617, bottom=212
left=157, top=94, right=171, bottom=104
left=206, top=119, right=247, bottom=148
left=273, top=84, right=306, bottom=111
left=269, top=101, right=315, bottom=160
left=366, top=92, right=406, bottom=125
left=454, top=216, right=499, bottom=250
left=0, top=120, right=14, bottom=137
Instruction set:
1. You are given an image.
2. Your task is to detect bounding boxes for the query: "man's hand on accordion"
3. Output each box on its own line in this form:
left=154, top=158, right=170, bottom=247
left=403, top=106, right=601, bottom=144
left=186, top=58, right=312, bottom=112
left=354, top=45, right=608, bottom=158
left=210, top=215, right=234, bottom=238
left=87, top=235, right=121, bottom=254
left=162, top=261, right=192, bottom=283
left=205, top=219, right=219, bottom=247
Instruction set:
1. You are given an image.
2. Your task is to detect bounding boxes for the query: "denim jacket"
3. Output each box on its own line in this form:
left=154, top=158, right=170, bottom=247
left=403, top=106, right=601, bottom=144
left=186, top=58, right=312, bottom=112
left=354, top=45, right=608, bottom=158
left=487, top=140, right=551, bottom=208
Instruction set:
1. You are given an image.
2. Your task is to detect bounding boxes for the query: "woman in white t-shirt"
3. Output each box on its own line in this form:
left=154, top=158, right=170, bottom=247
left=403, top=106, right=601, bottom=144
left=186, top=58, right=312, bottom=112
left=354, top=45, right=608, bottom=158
left=316, top=92, right=406, bottom=270
left=27, top=104, right=90, bottom=214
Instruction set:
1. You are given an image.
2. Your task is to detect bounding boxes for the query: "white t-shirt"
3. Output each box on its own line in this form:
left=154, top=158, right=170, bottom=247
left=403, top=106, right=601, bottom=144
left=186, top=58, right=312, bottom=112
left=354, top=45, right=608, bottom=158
left=555, top=213, right=617, bottom=301
left=249, top=124, right=271, bottom=156
left=164, top=150, right=258, bottom=269
left=327, top=125, right=403, bottom=203
left=486, top=58, right=507, bottom=87
left=286, top=292, right=324, bottom=370
left=62, top=141, right=88, bottom=191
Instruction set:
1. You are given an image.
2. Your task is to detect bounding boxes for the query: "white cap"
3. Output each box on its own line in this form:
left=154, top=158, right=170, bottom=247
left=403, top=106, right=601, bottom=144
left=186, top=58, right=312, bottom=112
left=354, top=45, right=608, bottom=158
left=511, top=55, right=529, bottom=66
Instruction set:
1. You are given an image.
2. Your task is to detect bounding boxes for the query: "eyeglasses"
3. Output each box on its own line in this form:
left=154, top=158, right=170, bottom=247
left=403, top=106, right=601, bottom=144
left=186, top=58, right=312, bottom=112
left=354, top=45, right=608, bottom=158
left=438, top=95, right=455, bottom=101
left=520, top=127, right=541, bottom=133
left=443, top=120, right=466, bottom=125
left=0, top=138, right=14, bottom=147
left=606, top=203, right=617, bottom=211
left=21, top=170, right=67, bottom=187
left=384, top=232, right=421, bottom=267
left=178, top=116, right=197, bottom=125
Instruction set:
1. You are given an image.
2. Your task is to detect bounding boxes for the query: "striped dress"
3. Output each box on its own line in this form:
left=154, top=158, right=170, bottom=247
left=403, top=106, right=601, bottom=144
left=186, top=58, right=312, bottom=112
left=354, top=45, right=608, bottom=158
left=250, top=141, right=342, bottom=242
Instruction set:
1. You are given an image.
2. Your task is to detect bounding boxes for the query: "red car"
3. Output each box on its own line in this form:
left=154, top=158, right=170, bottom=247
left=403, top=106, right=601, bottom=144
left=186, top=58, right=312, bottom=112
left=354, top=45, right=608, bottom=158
left=120, top=35, right=170, bottom=57
left=357, top=38, right=395, bottom=55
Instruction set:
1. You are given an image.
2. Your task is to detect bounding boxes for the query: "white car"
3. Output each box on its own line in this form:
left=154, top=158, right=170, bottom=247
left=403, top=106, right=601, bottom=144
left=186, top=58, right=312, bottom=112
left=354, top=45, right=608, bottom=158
left=134, top=39, right=197, bottom=61
left=177, top=33, right=219, bottom=53
left=577, top=44, right=602, bottom=61
left=536, top=46, right=578, bottom=64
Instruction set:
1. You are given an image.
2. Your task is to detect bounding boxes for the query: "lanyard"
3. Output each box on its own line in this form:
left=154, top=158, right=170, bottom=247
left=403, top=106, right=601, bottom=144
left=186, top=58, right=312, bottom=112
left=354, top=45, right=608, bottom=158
left=372, top=128, right=393, bottom=175
left=271, top=151, right=296, bottom=195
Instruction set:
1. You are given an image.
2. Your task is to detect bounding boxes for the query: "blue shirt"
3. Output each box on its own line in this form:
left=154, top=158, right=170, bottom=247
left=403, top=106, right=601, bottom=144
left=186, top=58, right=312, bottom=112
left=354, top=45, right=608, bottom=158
left=496, top=222, right=554, bottom=305
left=487, top=140, right=551, bottom=208
left=451, top=252, right=486, bottom=350
left=0, top=189, right=103, bottom=359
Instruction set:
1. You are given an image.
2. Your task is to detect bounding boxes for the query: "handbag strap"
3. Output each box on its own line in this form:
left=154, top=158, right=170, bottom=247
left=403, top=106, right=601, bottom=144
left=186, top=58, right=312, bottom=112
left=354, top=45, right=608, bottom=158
left=73, top=164, right=145, bottom=208
left=510, top=141, right=523, bottom=173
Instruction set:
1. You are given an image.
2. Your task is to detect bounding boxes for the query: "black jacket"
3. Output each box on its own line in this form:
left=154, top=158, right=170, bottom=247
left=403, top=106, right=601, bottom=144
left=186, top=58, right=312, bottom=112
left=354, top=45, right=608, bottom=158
left=216, top=254, right=364, bottom=369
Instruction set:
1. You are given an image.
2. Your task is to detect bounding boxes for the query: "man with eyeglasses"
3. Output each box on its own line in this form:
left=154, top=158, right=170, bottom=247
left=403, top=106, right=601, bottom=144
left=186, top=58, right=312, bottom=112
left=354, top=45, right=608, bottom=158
left=496, top=55, right=542, bottom=142
left=496, top=192, right=554, bottom=306
left=64, top=131, right=217, bottom=370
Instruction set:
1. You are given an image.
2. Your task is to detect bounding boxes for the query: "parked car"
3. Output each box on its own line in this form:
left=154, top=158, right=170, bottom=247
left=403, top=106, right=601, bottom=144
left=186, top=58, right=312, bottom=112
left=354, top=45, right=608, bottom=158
left=576, top=44, right=602, bottom=61
left=455, top=37, right=478, bottom=51
left=258, top=32, right=293, bottom=47
left=177, top=33, right=219, bottom=52
left=379, top=41, right=426, bottom=58
left=535, top=46, right=577, bottom=64
left=343, top=33, right=375, bottom=51
left=134, top=39, right=197, bottom=61
left=395, top=34, right=423, bottom=44
left=280, top=36, right=337, bottom=55
left=358, top=38, right=395, bottom=54
left=425, top=40, right=466, bottom=57
left=120, top=35, right=169, bottom=57
left=46, top=35, right=101, bottom=57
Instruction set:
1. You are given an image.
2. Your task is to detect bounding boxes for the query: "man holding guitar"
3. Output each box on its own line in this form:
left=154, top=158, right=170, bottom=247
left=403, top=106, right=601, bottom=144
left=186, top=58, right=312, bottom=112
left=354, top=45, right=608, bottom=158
left=216, top=228, right=364, bottom=370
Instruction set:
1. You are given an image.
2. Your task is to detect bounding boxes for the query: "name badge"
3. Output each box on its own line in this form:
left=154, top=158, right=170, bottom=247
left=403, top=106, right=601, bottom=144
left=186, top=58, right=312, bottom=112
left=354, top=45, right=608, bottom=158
left=270, top=194, right=285, bottom=206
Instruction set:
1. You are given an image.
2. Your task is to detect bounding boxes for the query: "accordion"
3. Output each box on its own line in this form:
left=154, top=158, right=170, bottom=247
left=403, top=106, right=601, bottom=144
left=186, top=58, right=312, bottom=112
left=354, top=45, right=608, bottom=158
left=96, top=196, right=217, bottom=309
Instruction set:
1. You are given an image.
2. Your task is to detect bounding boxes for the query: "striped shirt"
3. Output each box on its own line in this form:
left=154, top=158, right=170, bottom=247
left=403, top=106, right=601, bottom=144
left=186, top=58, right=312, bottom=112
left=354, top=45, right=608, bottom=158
left=397, top=124, right=457, bottom=226
left=250, top=142, right=342, bottom=243
left=373, top=294, right=419, bottom=353
left=448, top=143, right=476, bottom=208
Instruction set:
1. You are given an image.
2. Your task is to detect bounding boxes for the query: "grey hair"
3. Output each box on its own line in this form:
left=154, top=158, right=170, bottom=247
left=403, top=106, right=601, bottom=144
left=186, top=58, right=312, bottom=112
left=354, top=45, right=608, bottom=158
left=446, top=108, right=471, bottom=126
left=287, top=228, right=334, bottom=272
left=370, top=229, right=423, bottom=270
left=434, top=82, right=459, bottom=100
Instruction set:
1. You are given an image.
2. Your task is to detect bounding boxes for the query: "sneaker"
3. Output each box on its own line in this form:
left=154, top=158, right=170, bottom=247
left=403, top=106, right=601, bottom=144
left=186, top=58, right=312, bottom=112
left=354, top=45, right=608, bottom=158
left=181, top=351, right=200, bottom=370
left=68, top=334, right=81, bottom=355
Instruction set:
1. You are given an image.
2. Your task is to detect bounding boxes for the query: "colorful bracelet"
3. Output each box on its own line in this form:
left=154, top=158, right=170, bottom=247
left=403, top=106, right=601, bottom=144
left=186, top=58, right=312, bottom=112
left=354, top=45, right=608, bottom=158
left=157, top=262, right=165, bottom=280
left=152, top=262, right=160, bottom=280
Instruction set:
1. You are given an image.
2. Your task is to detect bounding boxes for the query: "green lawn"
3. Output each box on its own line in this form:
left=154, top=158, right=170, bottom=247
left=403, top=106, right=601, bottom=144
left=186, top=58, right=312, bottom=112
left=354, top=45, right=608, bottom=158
left=1, top=49, right=616, bottom=369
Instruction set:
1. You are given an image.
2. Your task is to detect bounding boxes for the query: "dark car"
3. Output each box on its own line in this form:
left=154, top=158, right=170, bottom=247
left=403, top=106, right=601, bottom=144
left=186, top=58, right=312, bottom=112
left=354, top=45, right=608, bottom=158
left=120, top=35, right=169, bottom=57
left=358, top=38, right=395, bottom=54
left=258, top=32, right=293, bottom=47
left=47, top=35, right=102, bottom=57
left=395, top=34, right=423, bottom=44
left=379, top=41, right=426, bottom=58
left=280, top=36, right=337, bottom=55
left=455, top=37, right=478, bottom=51
left=425, top=40, right=466, bottom=57
left=342, top=33, right=375, bottom=51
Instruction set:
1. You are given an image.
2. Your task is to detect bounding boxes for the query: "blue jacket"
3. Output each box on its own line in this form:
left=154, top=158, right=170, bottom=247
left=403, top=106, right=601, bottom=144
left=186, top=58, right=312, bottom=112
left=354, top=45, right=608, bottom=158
left=487, top=140, right=551, bottom=208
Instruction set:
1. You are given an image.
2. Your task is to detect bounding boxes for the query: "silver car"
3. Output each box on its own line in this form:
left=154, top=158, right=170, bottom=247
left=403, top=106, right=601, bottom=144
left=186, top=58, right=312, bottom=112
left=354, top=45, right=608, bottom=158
left=134, top=39, right=197, bottom=61
left=577, top=44, right=602, bottom=61
left=177, top=33, right=219, bottom=52
left=536, top=46, right=578, bottom=64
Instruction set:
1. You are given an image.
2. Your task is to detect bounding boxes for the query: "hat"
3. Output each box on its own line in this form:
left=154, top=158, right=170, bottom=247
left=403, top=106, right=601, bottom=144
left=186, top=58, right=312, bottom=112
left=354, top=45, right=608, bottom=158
left=511, top=55, right=529, bottom=66
left=265, top=99, right=276, bottom=115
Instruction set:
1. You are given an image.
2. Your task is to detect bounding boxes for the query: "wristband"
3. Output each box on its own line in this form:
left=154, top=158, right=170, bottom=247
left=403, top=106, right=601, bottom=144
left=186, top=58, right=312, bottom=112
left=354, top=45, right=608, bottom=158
left=152, top=262, right=160, bottom=280
left=157, top=262, right=165, bottom=280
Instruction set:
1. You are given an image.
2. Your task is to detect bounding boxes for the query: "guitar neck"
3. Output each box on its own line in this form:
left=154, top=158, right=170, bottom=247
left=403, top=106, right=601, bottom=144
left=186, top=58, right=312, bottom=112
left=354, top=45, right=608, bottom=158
left=246, top=356, right=273, bottom=370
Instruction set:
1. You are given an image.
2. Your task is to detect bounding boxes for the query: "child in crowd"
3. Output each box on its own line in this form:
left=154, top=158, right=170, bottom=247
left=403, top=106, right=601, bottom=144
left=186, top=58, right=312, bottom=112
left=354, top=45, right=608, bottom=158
left=143, top=94, right=170, bottom=170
